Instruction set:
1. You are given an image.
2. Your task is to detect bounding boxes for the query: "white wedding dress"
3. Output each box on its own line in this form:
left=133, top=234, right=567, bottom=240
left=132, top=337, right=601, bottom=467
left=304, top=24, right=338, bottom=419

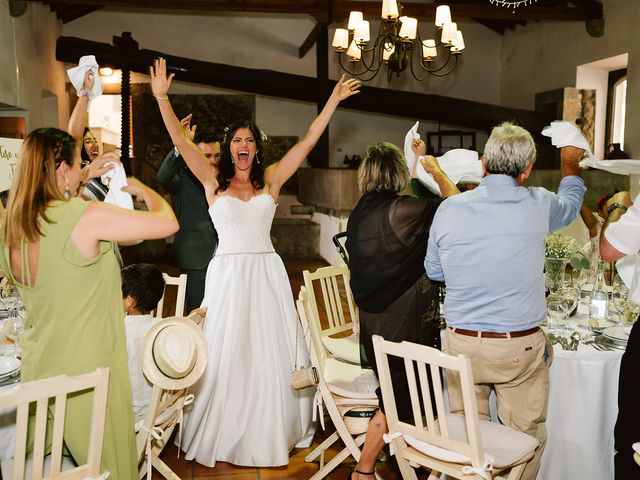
left=179, top=193, right=315, bottom=467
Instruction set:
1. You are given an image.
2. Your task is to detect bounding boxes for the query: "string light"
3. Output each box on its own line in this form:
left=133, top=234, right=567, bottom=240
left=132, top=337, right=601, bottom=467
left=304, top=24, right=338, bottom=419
left=489, top=0, right=537, bottom=7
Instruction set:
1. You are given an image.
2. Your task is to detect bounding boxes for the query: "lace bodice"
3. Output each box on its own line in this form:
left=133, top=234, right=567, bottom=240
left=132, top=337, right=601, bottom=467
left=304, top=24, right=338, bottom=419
left=209, top=194, right=276, bottom=255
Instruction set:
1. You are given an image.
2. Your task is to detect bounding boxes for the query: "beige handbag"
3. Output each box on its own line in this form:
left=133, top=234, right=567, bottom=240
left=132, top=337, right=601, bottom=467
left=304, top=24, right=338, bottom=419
left=290, top=317, right=318, bottom=390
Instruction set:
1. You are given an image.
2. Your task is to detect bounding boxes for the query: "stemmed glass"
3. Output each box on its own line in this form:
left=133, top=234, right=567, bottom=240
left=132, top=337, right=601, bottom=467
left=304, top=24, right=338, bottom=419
left=1, top=285, right=20, bottom=317
left=572, top=269, right=590, bottom=307
left=610, top=275, right=629, bottom=320
left=3, top=314, right=24, bottom=357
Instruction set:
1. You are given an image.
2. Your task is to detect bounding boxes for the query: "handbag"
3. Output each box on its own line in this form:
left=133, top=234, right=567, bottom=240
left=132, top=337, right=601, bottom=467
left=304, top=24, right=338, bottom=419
left=290, top=315, right=318, bottom=390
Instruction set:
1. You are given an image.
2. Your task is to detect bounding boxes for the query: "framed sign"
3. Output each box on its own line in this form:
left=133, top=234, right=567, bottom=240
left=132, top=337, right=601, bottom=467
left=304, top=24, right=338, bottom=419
left=0, top=137, right=21, bottom=192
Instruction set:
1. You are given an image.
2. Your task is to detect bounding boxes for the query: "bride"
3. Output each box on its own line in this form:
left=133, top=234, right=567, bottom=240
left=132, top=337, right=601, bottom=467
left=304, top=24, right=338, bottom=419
left=150, top=58, right=360, bottom=467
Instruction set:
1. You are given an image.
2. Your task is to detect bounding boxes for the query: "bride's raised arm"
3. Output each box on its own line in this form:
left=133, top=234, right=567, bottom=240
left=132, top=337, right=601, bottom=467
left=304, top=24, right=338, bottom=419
left=150, top=58, right=218, bottom=191
left=264, top=75, right=360, bottom=196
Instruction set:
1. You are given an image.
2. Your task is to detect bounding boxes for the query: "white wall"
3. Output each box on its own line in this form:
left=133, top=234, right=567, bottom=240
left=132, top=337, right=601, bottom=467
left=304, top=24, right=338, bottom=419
left=0, top=2, right=69, bottom=130
left=500, top=0, right=640, bottom=156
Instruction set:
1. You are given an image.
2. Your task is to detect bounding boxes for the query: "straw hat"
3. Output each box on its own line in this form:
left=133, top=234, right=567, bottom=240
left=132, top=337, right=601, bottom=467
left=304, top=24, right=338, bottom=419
left=142, top=316, right=207, bottom=390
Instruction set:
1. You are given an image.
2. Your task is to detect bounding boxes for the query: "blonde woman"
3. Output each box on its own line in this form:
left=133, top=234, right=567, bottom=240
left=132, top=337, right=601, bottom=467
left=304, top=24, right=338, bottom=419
left=0, top=128, right=178, bottom=478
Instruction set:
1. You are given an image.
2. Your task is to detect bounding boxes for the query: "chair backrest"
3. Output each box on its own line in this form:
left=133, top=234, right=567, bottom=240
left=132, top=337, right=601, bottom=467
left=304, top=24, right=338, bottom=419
left=155, top=273, right=187, bottom=318
left=302, top=265, right=358, bottom=339
left=372, top=335, right=486, bottom=467
left=296, top=286, right=328, bottom=368
left=0, top=368, right=110, bottom=480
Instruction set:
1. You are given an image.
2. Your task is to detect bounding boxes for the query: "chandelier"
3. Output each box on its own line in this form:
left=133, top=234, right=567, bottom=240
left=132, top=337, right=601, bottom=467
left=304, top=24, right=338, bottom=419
left=331, top=1, right=465, bottom=81
left=489, top=0, right=537, bottom=8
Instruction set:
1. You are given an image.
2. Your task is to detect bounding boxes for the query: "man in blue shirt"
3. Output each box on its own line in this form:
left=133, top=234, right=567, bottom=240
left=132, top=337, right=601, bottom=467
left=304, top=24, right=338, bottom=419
left=425, top=122, right=585, bottom=480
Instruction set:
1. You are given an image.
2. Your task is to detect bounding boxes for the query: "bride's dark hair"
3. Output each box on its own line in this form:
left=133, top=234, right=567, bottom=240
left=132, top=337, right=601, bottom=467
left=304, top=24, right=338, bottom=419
left=216, top=120, right=265, bottom=194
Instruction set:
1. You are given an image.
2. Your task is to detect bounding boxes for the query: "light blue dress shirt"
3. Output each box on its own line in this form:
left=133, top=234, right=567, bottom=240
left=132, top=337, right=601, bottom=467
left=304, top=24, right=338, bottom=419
left=426, top=174, right=586, bottom=332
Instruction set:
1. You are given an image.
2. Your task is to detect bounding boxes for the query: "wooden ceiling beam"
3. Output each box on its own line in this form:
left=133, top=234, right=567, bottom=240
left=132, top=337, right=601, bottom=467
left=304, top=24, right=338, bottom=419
left=32, top=0, right=602, bottom=22
left=299, top=22, right=324, bottom=59
left=56, top=34, right=552, bottom=134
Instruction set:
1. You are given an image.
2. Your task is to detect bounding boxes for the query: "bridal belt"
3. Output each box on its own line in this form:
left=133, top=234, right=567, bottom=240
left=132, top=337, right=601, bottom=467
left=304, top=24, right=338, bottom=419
left=215, top=250, right=275, bottom=256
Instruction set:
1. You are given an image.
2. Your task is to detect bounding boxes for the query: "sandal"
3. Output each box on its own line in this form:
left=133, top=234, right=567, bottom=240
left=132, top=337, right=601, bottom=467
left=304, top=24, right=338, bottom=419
left=348, top=467, right=376, bottom=480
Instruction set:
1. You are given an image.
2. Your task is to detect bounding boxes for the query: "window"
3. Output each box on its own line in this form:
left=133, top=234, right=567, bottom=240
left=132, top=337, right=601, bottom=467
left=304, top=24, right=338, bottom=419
left=606, top=68, right=627, bottom=156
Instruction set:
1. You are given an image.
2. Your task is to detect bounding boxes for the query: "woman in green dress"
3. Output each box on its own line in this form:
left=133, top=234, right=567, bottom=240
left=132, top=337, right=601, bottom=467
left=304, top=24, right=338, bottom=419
left=0, top=128, right=178, bottom=478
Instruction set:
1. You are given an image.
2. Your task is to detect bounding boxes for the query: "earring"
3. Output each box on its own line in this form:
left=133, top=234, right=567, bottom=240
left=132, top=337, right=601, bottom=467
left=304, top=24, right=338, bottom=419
left=255, top=153, right=260, bottom=164
left=63, top=177, right=71, bottom=200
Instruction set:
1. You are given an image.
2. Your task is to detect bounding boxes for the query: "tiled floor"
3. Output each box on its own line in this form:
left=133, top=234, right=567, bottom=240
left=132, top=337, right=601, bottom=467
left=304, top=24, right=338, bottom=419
left=150, top=258, right=410, bottom=480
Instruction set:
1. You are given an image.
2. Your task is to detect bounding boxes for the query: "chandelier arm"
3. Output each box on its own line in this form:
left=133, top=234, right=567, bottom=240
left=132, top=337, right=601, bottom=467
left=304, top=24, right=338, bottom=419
left=336, top=53, right=385, bottom=81
left=418, top=54, right=460, bottom=77
left=416, top=48, right=458, bottom=74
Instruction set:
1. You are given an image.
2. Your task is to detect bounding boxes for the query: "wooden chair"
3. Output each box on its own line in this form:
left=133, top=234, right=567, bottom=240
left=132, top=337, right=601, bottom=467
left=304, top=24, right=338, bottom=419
left=302, top=265, right=360, bottom=365
left=372, top=335, right=540, bottom=480
left=296, top=287, right=380, bottom=480
left=0, top=368, right=110, bottom=480
left=155, top=273, right=187, bottom=318
left=135, top=387, right=191, bottom=480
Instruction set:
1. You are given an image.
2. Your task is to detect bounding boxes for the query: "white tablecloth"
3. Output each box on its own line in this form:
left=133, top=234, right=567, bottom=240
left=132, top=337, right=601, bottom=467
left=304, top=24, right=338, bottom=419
left=0, top=382, right=18, bottom=461
left=538, top=336, right=622, bottom=480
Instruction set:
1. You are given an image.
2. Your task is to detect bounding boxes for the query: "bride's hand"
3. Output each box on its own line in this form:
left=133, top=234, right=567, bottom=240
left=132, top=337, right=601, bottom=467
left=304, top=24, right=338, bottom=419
left=149, top=57, right=174, bottom=97
left=332, top=74, right=361, bottom=102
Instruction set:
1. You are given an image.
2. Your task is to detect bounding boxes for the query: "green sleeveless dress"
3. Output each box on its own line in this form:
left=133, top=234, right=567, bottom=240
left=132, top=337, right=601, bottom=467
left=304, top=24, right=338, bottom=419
left=0, top=198, right=137, bottom=479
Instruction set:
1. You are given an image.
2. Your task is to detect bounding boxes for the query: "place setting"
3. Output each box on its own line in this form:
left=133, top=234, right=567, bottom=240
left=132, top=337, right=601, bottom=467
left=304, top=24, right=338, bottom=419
left=0, top=356, right=20, bottom=389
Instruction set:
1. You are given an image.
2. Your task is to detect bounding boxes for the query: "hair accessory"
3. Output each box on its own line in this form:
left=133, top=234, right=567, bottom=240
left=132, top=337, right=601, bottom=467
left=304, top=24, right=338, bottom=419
left=260, top=130, right=268, bottom=142
left=222, top=126, right=230, bottom=144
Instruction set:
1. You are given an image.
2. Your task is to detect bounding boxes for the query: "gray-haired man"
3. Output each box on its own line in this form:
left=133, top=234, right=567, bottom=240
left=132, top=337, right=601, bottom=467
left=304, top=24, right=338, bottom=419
left=425, top=122, right=586, bottom=479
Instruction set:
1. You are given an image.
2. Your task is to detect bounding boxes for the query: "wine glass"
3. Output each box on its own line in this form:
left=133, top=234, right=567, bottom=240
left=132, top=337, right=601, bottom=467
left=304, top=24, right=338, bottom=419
left=0, top=285, right=20, bottom=317
left=3, top=315, right=24, bottom=357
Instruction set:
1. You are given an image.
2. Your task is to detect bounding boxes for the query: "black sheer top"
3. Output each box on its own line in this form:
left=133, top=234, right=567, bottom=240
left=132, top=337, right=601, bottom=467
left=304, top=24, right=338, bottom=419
left=346, top=191, right=441, bottom=313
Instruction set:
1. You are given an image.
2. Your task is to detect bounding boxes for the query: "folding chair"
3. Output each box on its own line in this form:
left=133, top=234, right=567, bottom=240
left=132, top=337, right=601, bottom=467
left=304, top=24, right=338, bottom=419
left=297, top=287, right=380, bottom=480
left=303, top=265, right=360, bottom=365
left=155, top=273, right=187, bottom=318
left=0, top=368, right=110, bottom=480
left=136, top=387, right=192, bottom=480
left=372, top=335, right=539, bottom=480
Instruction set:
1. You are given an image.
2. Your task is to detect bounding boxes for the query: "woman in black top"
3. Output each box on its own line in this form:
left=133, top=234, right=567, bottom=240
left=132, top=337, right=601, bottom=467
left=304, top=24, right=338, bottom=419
left=345, top=141, right=459, bottom=480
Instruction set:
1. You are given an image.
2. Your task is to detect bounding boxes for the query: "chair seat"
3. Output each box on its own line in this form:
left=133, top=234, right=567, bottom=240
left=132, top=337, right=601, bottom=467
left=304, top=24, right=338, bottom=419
left=322, top=334, right=360, bottom=365
left=324, top=357, right=378, bottom=399
left=402, top=413, right=539, bottom=469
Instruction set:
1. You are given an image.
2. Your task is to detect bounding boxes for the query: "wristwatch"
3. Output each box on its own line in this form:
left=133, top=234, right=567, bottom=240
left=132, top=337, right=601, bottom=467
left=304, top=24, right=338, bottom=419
left=607, top=203, right=628, bottom=214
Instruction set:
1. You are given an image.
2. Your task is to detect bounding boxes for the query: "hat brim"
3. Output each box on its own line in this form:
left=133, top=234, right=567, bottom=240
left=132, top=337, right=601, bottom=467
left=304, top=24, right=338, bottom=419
left=141, top=316, right=208, bottom=390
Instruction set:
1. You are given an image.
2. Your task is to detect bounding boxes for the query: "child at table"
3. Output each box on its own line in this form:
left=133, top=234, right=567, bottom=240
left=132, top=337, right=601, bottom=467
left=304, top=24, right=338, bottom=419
left=121, top=263, right=165, bottom=425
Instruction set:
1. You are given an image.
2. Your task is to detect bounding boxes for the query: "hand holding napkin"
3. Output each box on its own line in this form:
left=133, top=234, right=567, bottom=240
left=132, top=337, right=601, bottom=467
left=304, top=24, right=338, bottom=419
left=102, top=162, right=134, bottom=210
left=66, top=55, right=103, bottom=111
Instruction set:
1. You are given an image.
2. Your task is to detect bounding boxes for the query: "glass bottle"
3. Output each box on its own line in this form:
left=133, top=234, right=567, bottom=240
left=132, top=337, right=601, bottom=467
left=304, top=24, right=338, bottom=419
left=589, top=260, right=609, bottom=320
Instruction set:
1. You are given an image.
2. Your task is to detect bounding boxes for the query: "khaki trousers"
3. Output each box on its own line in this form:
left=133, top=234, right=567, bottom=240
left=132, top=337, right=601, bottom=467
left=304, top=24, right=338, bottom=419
left=443, top=328, right=553, bottom=480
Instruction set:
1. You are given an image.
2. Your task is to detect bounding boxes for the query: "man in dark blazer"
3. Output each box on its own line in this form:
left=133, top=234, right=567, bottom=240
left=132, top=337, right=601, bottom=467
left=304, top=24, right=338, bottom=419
left=157, top=123, right=221, bottom=312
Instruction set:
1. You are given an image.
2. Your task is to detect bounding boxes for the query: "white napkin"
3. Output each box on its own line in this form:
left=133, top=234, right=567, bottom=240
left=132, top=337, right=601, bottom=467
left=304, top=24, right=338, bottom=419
left=101, top=162, right=133, bottom=210
left=66, top=55, right=103, bottom=111
left=541, top=120, right=640, bottom=175
left=403, top=121, right=420, bottom=174
left=404, top=122, right=483, bottom=197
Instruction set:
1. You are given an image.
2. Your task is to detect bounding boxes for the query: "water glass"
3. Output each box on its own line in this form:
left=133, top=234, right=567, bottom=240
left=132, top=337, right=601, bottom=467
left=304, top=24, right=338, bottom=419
left=547, top=295, right=569, bottom=332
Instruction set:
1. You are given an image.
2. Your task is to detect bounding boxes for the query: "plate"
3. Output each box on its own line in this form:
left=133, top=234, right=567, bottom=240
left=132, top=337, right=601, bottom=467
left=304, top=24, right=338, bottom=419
left=603, top=326, right=632, bottom=344
left=0, top=356, right=21, bottom=377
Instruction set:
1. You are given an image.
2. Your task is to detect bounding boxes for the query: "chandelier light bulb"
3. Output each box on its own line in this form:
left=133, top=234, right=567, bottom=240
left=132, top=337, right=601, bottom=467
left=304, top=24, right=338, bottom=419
left=347, top=11, right=363, bottom=30
left=332, top=28, right=349, bottom=50
left=381, top=0, right=399, bottom=19
left=346, top=40, right=362, bottom=60
left=354, top=20, right=370, bottom=43
left=452, top=30, right=465, bottom=51
left=435, top=5, right=452, bottom=27
left=422, top=39, right=438, bottom=59
left=383, top=42, right=396, bottom=61
left=398, top=16, right=418, bottom=40
left=441, top=21, right=457, bottom=45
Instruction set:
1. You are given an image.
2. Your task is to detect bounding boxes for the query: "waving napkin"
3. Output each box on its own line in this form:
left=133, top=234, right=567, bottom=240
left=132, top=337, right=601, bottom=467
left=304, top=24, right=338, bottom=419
left=404, top=122, right=483, bottom=197
left=542, top=120, right=640, bottom=175
left=66, top=55, right=103, bottom=111
left=102, top=162, right=133, bottom=210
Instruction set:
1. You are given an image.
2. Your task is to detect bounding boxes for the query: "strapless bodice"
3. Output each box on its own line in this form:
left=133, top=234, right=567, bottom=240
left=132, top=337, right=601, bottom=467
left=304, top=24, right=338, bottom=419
left=209, top=194, right=276, bottom=255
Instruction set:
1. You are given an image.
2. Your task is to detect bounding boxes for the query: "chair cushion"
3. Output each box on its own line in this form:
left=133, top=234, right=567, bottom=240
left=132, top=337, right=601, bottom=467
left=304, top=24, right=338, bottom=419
left=321, top=335, right=360, bottom=365
left=402, top=413, right=539, bottom=468
left=324, top=357, right=379, bottom=399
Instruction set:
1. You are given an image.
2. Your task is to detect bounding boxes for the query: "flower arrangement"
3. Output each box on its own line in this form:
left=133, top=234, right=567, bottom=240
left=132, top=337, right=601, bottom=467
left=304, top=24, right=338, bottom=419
left=545, top=233, right=590, bottom=269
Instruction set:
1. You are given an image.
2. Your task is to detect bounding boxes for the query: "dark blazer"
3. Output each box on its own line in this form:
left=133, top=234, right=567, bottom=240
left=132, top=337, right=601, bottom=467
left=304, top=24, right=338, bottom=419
left=157, top=149, right=218, bottom=270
